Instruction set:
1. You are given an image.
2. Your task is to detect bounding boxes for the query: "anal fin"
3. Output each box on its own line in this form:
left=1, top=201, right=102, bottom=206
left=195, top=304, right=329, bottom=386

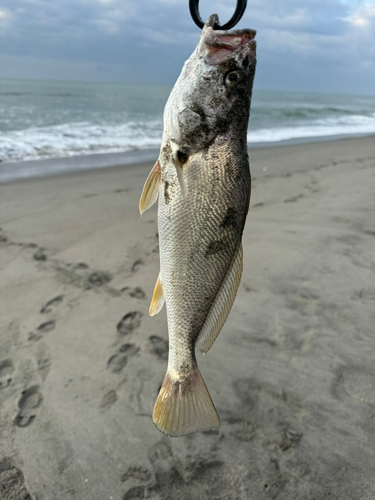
left=149, top=272, right=165, bottom=317
left=139, top=160, right=161, bottom=215
left=196, top=243, right=243, bottom=354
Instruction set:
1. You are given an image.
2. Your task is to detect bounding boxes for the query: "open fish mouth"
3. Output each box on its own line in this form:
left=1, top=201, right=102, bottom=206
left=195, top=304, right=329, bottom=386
left=200, top=14, right=256, bottom=64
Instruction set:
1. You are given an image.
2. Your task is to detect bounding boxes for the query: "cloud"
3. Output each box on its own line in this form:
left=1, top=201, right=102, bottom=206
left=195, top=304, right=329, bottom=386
left=0, top=0, right=375, bottom=94
left=0, top=7, right=11, bottom=28
left=143, top=28, right=197, bottom=46
left=343, top=2, right=375, bottom=27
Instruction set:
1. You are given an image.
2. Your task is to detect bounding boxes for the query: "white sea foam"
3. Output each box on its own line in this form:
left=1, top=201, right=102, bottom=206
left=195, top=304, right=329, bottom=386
left=248, top=114, right=375, bottom=143
left=1, top=113, right=375, bottom=164
left=0, top=120, right=164, bottom=163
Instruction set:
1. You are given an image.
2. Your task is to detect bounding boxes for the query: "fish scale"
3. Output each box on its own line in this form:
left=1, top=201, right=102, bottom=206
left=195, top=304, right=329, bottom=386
left=160, top=153, right=246, bottom=355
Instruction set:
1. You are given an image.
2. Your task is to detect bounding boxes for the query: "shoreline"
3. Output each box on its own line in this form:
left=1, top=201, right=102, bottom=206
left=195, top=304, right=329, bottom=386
left=1, top=132, right=375, bottom=183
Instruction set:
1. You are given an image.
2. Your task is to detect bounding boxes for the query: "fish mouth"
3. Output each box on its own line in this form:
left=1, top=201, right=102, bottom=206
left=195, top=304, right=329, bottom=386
left=200, top=14, right=256, bottom=64
left=205, top=13, right=256, bottom=39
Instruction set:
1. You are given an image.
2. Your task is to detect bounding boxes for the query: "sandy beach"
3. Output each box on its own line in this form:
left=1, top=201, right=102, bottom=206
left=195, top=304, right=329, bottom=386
left=1, top=135, right=375, bottom=499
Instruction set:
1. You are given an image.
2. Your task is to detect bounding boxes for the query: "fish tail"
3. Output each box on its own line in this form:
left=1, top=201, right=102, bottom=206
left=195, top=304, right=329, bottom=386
left=152, top=363, right=219, bottom=437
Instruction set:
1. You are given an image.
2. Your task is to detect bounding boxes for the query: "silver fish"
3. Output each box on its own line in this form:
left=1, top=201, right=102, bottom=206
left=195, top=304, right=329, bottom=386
left=139, top=14, right=256, bottom=436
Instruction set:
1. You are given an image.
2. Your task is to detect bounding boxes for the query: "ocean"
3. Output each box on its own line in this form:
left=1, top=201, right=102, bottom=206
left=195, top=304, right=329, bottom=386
left=1, top=78, right=375, bottom=180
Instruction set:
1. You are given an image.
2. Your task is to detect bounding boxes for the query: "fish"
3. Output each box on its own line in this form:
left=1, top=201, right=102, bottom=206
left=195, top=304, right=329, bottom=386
left=139, top=14, right=256, bottom=437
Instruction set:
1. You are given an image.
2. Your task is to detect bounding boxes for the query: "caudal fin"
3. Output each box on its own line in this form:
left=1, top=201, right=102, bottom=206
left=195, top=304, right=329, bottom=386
left=153, top=364, right=219, bottom=437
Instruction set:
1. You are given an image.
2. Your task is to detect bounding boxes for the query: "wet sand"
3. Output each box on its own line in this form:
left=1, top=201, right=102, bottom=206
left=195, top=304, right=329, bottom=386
left=1, top=135, right=375, bottom=499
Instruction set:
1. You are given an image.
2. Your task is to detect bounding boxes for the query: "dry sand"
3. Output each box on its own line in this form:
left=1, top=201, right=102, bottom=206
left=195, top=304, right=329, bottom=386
left=0, top=136, right=375, bottom=500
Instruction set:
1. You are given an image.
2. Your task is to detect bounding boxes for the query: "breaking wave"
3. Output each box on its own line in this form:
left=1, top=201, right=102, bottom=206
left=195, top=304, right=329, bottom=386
left=0, top=120, right=164, bottom=163
left=247, top=113, right=375, bottom=143
left=2, top=113, right=375, bottom=164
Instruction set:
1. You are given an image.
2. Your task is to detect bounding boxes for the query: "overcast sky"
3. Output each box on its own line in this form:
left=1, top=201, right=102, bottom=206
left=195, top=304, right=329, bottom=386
left=0, top=0, right=374, bottom=94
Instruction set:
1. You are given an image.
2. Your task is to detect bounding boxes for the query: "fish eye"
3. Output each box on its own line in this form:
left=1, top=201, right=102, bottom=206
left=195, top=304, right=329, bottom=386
left=224, top=70, right=243, bottom=88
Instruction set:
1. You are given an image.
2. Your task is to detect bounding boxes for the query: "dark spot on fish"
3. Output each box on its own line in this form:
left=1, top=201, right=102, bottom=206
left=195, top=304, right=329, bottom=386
left=205, top=240, right=225, bottom=257
left=177, top=150, right=189, bottom=166
left=220, top=207, right=237, bottom=228
left=164, top=181, right=171, bottom=205
left=160, top=141, right=172, bottom=165
left=242, top=55, right=249, bottom=68
left=189, top=103, right=215, bottom=143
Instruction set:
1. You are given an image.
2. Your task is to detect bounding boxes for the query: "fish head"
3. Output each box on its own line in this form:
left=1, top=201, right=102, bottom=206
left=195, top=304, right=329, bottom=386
left=163, top=14, right=256, bottom=162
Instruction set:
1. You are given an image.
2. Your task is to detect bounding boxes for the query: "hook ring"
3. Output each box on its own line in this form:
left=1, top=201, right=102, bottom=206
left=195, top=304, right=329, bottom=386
left=189, top=0, right=247, bottom=30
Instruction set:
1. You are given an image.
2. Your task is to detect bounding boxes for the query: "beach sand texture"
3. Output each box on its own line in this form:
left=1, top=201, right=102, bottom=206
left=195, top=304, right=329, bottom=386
left=1, top=136, right=375, bottom=499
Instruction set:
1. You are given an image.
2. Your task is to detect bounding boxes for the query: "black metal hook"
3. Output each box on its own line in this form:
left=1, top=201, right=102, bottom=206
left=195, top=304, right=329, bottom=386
left=189, top=0, right=247, bottom=30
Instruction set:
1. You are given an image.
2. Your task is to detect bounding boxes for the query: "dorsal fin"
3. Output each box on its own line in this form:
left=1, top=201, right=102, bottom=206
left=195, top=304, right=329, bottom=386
left=196, top=243, right=243, bottom=354
left=139, top=160, right=161, bottom=215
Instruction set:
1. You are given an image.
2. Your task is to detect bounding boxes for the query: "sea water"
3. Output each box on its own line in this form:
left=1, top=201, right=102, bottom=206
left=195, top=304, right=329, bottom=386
left=1, top=78, right=374, bottom=177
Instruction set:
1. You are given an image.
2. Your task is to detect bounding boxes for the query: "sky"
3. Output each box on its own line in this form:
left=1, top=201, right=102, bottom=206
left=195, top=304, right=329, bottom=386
left=0, top=0, right=375, bottom=94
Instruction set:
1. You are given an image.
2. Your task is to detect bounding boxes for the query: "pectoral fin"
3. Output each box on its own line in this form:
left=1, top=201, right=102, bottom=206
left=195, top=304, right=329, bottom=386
left=139, top=160, right=161, bottom=215
left=149, top=272, right=165, bottom=317
left=196, top=243, right=243, bottom=354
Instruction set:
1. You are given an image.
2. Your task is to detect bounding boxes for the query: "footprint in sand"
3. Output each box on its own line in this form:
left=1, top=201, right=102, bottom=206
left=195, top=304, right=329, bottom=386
left=122, top=442, right=177, bottom=500
left=332, top=365, right=375, bottom=404
left=122, top=485, right=147, bottom=500
left=129, top=287, right=146, bottom=299
left=0, top=359, right=15, bottom=390
left=87, top=271, right=112, bottom=287
left=33, top=248, right=47, bottom=261
left=0, top=458, right=32, bottom=500
left=73, top=262, right=89, bottom=269
left=358, top=287, right=375, bottom=302
left=121, top=287, right=146, bottom=299
left=122, top=436, right=227, bottom=500
left=107, top=344, right=140, bottom=373
left=131, top=259, right=144, bottom=273
left=14, top=385, right=43, bottom=428
left=28, top=319, right=56, bottom=342
left=122, top=467, right=151, bottom=483
left=37, top=320, right=56, bottom=333
left=40, top=295, right=64, bottom=314
left=284, top=194, right=304, bottom=203
left=122, top=467, right=151, bottom=500
left=148, top=336, right=169, bottom=361
left=99, top=390, right=118, bottom=410
left=117, top=312, right=142, bottom=335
